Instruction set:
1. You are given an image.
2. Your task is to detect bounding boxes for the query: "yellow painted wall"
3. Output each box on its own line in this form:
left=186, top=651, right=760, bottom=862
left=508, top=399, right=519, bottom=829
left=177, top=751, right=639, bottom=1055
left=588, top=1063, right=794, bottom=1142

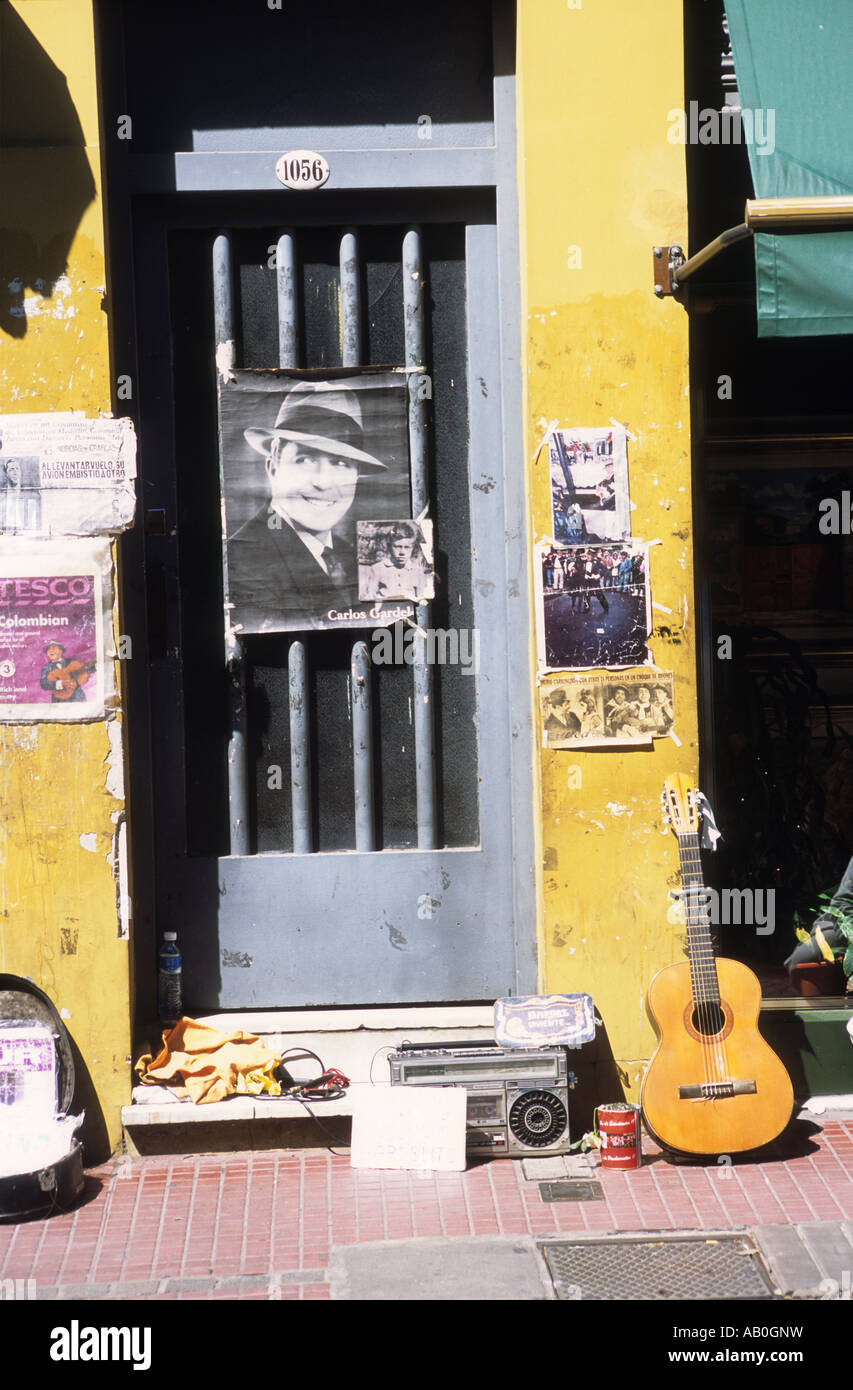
left=0, top=0, right=695, bottom=1152
left=517, top=1, right=697, bottom=1099
left=0, top=0, right=130, bottom=1155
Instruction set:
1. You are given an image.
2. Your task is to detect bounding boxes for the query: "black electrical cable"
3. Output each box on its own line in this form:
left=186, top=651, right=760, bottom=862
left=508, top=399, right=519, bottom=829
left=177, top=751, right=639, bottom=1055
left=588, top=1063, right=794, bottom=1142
left=274, top=1047, right=351, bottom=1155
left=277, top=1046, right=349, bottom=1098
left=290, top=1096, right=350, bottom=1156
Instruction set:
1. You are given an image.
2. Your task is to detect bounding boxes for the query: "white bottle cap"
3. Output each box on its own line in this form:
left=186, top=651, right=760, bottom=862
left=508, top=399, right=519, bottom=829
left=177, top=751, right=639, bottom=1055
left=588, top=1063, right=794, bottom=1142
left=163, top=932, right=177, bottom=941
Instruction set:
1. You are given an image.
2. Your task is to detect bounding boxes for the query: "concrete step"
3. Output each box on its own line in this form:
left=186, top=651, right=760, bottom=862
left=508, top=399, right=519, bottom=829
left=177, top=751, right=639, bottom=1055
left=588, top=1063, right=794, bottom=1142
left=123, top=1005, right=494, bottom=1154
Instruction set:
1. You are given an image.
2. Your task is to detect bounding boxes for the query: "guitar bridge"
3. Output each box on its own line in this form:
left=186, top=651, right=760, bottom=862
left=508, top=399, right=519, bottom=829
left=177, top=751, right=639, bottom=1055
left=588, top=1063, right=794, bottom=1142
left=678, top=1080, right=757, bottom=1100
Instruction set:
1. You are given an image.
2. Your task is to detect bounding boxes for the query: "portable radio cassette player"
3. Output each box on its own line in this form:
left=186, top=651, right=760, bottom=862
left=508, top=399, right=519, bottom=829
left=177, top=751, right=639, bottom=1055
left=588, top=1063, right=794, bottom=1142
left=388, top=1042, right=577, bottom=1158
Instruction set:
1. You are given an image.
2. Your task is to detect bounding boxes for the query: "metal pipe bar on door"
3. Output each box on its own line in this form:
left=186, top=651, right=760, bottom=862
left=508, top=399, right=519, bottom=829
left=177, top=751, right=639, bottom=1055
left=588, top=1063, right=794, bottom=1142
left=213, top=231, right=250, bottom=856
left=340, top=229, right=376, bottom=851
left=277, top=229, right=313, bottom=854
left=403, top=226, right=437, bottom=851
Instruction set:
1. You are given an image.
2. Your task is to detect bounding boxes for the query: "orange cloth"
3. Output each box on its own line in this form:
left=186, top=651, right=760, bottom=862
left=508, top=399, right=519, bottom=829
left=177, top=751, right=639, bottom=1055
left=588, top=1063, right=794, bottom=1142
left=134, top=1017, right=281, bottom=1104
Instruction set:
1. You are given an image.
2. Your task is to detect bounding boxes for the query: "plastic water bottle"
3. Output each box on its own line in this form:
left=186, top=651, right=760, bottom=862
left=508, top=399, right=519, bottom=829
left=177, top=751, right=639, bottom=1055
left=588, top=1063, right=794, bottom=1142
left=157, top=932, right=183, bottom=1026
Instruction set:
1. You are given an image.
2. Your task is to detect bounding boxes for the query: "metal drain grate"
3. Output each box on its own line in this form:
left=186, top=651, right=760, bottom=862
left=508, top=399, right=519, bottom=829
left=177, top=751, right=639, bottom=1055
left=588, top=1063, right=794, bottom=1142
left=539, top=1181, right=603, bottom=1203
left=542, top=1236, right=776, bottom=1301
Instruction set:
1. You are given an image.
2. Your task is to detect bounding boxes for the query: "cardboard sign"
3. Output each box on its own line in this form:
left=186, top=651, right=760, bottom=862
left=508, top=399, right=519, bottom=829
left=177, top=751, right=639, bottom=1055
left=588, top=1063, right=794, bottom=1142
left=494, top=994, right=596, bottom=1049
left=350, top=1085, right=467, bottom=1172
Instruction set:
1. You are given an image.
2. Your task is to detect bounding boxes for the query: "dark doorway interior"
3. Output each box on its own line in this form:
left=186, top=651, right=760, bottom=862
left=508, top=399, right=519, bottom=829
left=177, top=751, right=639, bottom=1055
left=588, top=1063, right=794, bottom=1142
left=686, top=0, right=853, bottom=998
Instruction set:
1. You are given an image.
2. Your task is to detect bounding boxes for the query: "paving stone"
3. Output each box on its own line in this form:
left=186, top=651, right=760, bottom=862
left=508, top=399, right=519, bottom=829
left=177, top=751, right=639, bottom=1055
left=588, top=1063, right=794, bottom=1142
left=273, top=1268, right=327, bottom=1284
left=218, top=1272, right=272, bottom=1288
left=798, top=1221, right=853, bottom=1286
left=36, top=1280, right=162, bottom=1300
left=53, top=1282, right=114, bottom=1299
left=328, top=1236, right=554, bottom=1301
left=521, top=1156, right=569, bottom=1180
left=752, top=1224, right=823, bottom=1295
left=111, top=1280, right=161, bottom=1297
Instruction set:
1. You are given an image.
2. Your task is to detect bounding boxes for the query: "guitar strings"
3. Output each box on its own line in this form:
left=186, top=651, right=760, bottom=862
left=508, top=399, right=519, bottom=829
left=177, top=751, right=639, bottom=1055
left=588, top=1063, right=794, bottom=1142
left=686, top=839, right=727, bottom=1086
left=681, top=831, right=730, bottom=1090
left=666, top=791, right=717, bottom=1092
left=666, top=784, right=731, bottom=1100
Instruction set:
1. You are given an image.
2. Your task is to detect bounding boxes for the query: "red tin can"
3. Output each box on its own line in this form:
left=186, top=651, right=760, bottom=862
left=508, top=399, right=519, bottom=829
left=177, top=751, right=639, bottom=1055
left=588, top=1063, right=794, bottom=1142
left=597, top=1102, right=642, bottom=1170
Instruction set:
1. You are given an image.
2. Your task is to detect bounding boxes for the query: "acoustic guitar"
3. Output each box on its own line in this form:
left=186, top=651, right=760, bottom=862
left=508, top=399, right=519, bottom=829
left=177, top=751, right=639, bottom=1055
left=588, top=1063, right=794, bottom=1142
left=46, top=659, right=97, bottom=700
left=641, top=773, right=793, bottom=1156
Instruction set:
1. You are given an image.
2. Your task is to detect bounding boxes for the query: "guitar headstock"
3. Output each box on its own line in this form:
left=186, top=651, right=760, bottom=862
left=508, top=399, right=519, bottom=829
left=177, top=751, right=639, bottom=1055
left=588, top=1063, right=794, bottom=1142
left=662, top=773, right=700, bottom=837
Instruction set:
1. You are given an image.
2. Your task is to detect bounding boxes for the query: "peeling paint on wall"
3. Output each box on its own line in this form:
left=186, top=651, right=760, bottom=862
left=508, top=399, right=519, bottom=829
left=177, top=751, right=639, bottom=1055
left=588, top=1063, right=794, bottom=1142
left=3, top=726, right=39, bottom=750
left=105, top=716, right=125, bottom=799
left=110, top=814, right=130, bottom=940
left=222, top=949, right=252, bottom=969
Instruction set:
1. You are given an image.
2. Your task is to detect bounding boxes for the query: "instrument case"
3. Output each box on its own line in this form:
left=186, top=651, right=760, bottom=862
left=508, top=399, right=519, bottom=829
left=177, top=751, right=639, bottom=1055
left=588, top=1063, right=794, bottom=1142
left=0, top=974, right=84, bottom=1221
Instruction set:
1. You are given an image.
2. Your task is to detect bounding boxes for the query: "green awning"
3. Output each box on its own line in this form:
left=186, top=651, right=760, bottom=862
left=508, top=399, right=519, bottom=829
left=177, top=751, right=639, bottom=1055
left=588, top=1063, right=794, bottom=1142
left=726, top=0, right=853, bottom=337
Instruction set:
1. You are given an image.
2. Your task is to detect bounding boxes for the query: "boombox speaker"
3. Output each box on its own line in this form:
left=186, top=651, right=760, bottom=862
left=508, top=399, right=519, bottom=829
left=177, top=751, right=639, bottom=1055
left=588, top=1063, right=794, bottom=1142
left=389, top=1041, right=577, bottom=1158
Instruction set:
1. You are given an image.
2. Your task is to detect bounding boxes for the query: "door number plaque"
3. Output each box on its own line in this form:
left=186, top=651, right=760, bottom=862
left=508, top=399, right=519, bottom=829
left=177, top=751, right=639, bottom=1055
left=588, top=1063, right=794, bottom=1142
left=275, top=151, right=330, bottom=190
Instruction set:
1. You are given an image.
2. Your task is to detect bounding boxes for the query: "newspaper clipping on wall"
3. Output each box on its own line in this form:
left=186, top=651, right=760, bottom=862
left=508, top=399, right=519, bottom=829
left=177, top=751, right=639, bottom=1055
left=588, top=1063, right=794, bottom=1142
left=0, top=540, right=113, bottom=721
left=0, top=414, right=136, bottom=536
left=540, top=669, right=675, bottom=749
left=535, top=540, right=651, bottom=671
left=548, top=425, right=631, bottom=545
left=219, top=368, right=418, bottom=634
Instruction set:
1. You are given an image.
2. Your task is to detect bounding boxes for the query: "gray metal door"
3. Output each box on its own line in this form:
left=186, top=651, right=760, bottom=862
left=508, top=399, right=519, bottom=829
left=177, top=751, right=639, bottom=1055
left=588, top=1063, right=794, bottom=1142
left=110, top=0, right=534, bottom=1008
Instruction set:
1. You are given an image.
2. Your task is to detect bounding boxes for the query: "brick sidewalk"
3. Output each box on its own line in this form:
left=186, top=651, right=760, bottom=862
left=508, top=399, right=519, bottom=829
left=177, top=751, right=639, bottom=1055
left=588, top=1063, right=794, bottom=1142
left=2, top=1117, right=851, bottom=1300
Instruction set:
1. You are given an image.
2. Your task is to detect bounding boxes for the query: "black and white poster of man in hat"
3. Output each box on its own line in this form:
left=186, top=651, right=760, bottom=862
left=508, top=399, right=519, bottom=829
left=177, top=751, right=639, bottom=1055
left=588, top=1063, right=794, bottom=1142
left=219, top=369, right=416, bottom=633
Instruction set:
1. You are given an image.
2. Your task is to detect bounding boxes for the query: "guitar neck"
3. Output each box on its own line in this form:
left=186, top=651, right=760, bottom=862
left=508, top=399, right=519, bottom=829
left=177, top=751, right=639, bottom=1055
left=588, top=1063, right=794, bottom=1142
left=676, top=830, right=721, bottom=1006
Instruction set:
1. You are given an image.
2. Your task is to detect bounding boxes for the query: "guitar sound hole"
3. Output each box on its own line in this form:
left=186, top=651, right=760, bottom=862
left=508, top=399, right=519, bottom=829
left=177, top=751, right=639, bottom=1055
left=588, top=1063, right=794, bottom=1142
left=691, top=1003, right=726, bottom=1037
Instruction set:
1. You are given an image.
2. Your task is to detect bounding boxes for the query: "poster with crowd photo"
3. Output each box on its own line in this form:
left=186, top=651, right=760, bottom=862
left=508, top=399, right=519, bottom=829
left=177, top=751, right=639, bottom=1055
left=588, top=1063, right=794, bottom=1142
left=0, top=540, right=112, bottom=721
left=357, top=519, right=435, bottom=603
left=0, top=414, right=137, bottom=536
left=548, top=426, right=631, bottom=545
left=219, top=368, right=417, bottom=634
left=540, top=670, right=675, bottom=750
left=535, top=541, right=651, bottom=671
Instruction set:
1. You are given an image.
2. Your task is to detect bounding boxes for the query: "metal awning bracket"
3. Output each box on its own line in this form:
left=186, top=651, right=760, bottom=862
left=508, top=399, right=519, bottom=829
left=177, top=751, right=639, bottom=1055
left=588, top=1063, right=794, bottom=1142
left=653, top=196, right=853, bottom=300
left=653, top=245, right=686, bottom=299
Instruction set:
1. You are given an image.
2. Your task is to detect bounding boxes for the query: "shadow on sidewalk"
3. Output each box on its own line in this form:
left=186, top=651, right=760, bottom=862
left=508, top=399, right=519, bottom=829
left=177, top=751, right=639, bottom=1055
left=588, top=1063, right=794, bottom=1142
left=650, top=1114, right=822, bottom=1168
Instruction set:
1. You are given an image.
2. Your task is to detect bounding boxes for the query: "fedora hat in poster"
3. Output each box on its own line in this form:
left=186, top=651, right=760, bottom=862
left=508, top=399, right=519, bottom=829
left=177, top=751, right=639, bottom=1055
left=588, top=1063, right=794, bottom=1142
left=244, top=382, right=388, bottom=471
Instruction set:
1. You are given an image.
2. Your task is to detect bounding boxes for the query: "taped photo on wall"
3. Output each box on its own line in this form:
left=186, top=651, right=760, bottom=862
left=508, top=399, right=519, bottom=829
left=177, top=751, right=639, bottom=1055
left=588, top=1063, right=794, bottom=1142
left=548, top=425, right=631, bottom=545
left=357, top=519, right=434, bottom=603
left=540, top=670, right=675, bottom=750
left=535, top=541, right=651, bottom=671
left=219, top=368, right=417, bottom=634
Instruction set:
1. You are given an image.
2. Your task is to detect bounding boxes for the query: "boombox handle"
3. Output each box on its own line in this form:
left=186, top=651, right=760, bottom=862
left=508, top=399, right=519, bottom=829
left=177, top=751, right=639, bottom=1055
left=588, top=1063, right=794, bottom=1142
left=397, top=1039, right=569, bottom=1053
left=397, top=1039, right=506, bottom=1053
